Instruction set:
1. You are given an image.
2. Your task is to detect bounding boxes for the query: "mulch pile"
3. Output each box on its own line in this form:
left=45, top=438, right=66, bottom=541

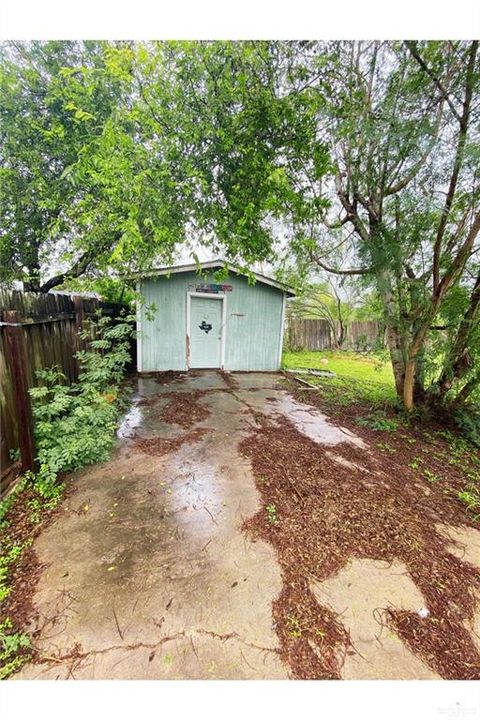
left=134, top=428, right=210, bottom=456
left=240, top=398, right=480, bottom=679
left=158, top=391, right=211, bottom=429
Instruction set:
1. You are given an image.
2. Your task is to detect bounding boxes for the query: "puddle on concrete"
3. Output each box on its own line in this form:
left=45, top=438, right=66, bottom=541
left=267, top=393, right=367, bottom=448
left=117, top=405, right=143, bottom=439
left=161, top=455, right=223, bottom=540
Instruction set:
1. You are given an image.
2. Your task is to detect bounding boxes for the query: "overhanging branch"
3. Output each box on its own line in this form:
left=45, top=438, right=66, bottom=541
left=311, top=252, right=373, bottom=276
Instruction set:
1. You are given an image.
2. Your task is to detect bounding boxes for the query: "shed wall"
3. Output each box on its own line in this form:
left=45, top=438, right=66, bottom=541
left=138, top=271, right=285, bottom=372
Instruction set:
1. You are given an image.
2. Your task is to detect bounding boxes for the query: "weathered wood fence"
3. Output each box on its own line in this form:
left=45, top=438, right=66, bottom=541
left=286, top=318, right=382, bottom=351
left=0, top=289, right=125, bottom=496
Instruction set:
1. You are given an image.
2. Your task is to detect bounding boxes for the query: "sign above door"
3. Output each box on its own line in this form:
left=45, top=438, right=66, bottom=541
left=190, top=283, right=233, bottom=294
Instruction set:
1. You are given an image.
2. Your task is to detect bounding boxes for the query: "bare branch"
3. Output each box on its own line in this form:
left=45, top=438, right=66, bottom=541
left=437, top=211, right=480, bottom=299
left=40, top=251, right=96, bottom=293
left=311, top=252, right=373, bottom=276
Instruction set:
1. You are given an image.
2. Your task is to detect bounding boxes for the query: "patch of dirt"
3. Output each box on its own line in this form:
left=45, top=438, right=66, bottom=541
left=158, top=391, right=211, bottom=429
left=133, top=428, right=210, bottom=456
left=240, top=411, right=480, bottom=679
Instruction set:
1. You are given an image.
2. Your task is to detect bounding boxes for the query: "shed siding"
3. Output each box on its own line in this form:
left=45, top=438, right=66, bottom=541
left=138, top=271, right=284, bottom=372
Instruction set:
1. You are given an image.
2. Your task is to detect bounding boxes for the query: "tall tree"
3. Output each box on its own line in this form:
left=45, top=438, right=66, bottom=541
left=279, top=41, right=480, bottom=410
left=0, top=41, right=129, bottom=290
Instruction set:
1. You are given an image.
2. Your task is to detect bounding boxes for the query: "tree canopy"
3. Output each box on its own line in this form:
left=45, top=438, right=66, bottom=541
left=1, top=40, right=479, bottom=413
left=0, top=41, right=315, bottom=289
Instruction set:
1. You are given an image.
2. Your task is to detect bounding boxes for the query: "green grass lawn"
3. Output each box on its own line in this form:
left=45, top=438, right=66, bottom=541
left=282, top=349, right=397, bottom=407
left=282, top=349, right=394, bottom=384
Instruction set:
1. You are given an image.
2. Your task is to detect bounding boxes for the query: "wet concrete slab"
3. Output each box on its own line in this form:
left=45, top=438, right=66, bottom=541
left=14, top=370, right=466, bottom=680
left=16, top=371, right=288, bottom=680
left=256, top=392, right=367, bottom=448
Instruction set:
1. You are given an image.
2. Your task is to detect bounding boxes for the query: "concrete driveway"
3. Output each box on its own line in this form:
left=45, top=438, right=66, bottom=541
left=17, top=371, right=290, bottom=679
left=16, top=371, right=447, bottom=680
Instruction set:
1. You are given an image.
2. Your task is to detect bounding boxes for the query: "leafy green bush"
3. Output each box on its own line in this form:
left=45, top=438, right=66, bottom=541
left=29, top=311, right=134, bottom=496
left=453, top=408, right=480, bottom=448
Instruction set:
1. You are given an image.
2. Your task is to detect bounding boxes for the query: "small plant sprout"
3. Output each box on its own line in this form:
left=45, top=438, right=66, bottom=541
left=376, top=442, right=396, bottom=454
left=457, top=488, right=480, bottom=520
left=0, top=619, right=30, bottom=679
left=423, top=469, right=440, bottom=483
left=409, top=456, right=423, bottom=470
left=266, top=503, right=279, bottom=525
left=286, top=616, right=302, bottom=638
left=356, top=415, right=399, bottom=432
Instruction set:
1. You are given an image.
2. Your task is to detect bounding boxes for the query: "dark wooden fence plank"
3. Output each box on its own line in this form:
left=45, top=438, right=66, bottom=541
left=3, top=310, right=36, bottom=475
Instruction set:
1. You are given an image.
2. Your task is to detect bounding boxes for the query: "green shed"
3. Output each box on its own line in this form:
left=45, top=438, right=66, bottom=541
left=135, top=260, right=295, bottom=373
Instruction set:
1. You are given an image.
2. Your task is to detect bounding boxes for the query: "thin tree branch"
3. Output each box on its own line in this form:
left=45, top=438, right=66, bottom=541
left=311, top=252, right=373, bottom=276
left=431, top=40, right=478, bottom=292
left=406, top=41, right=462, bottom=122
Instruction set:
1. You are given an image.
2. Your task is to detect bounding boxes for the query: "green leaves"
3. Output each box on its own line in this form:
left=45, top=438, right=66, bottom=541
left=29, top=312, right=135, bottom=488
left=0, top=41, right=332, bottom=286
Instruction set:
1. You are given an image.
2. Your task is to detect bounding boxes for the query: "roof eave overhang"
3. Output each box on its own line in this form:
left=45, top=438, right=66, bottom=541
left=130, top=260, right=296, bottom=297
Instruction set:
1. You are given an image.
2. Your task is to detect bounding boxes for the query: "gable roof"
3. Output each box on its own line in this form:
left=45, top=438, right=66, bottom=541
left=134, top=259, right=296, bottom=297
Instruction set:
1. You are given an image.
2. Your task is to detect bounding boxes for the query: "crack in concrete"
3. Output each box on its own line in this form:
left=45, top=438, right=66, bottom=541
left=194, top=628, right=278, bottom=654
left=35, top=627, right=279, bottom=670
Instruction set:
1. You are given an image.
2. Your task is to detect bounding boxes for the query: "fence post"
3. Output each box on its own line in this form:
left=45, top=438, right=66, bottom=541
left=73, top=295, right=85, bottom=344
left=3, top=310, right=36, bottom=474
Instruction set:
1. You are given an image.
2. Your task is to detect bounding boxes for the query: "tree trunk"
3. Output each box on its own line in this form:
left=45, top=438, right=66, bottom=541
left=403, top=358, right=416, bottom=411
left=387, top=326, right=406, bottom=398
left=449, top=372, right=480, bottom=409
left=378, top=270, right=406, bottom=398
left=430, top=270, right=480, bottom=403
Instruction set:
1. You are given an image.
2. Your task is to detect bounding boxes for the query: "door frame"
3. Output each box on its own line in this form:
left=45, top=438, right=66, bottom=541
left=186, top=292, right=227, bottom=370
